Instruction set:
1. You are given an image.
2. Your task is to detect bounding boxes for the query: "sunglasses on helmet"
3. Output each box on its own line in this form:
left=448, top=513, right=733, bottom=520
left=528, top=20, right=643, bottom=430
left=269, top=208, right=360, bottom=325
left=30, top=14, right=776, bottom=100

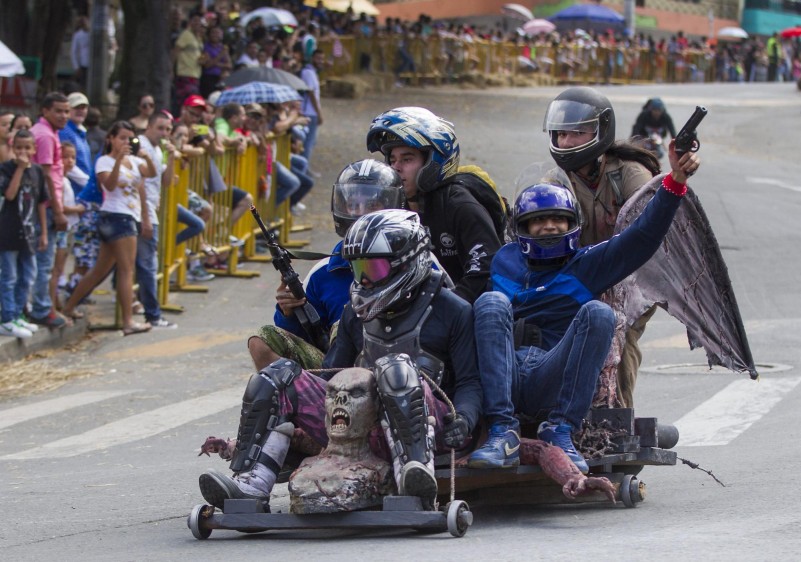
left=351, top=258, right=393, bottom=286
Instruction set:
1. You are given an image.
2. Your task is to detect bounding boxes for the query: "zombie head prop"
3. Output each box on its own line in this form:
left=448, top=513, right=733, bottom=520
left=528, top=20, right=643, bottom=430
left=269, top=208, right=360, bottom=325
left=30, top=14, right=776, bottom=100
left=289, top=368, right=393, bottom=513
left=325, top=367, right=380, bottom=445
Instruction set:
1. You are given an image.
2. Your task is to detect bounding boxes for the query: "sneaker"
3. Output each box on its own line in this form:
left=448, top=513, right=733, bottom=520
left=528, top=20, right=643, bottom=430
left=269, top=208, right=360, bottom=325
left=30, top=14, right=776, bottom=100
left=0, top=320, right=33, bottom=339
left=186, top=266, right=215, bottom=282
left=29, top=311, right=67, bottom=329
left=467, top=424, right=521, bottom=469
left=199, top=467, right=272, bottom=511
left=149, top=318, right=178, bottom=329
left=16, top=316, right=39, bottom=333
left=537, top=421, right=589, bottom=473
left=290, top=204, right=304, bottom=216
left=228, top=235, right=245, bottom=248
left=398, top=460, right=438, bottom=508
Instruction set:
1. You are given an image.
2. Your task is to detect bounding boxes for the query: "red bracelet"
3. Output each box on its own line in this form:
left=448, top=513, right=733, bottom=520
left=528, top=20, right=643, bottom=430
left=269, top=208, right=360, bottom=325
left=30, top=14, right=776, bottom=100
left=662, top=174, right=687, bottom=197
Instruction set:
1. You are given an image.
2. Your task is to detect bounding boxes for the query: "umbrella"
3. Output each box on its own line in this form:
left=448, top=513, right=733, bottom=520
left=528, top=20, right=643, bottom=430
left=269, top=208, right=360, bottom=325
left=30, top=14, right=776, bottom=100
left=0, top=39, right=25, bottom=78
left=225, top=66, right=310, bottom=92
left=522, top=18, right=556, bottom=36
left=217, top=82, right=301, bottom=106
left=502, top=3, right=534, bottom=22
left=240, top=8, right=298, bottom=28
left=304, top=0, right=380, bottom=16
left=548, top=4, right=624, bottom=32
left=780, top=26, right=801, bottom=39
left=717, top=26, right=748, bottom=41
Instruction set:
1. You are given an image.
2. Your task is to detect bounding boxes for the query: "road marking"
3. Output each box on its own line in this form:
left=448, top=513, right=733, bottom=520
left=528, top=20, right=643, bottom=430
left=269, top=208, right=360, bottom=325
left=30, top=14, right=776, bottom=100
left=1, top=386, right=242, bottom=460
left=0, top=391, right=133, bottom=430
left=746, top=177, right=801, bottom=193
left=674, top=376, right=801, bottom=446
left=102, top=329, right=252, bottom=360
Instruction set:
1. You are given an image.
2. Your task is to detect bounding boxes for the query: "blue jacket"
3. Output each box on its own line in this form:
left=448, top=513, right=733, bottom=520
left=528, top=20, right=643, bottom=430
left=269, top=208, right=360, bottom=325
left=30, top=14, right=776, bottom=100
left=274, top=241, right=352, bottom=341
left=58, top=121, right=92, bottom=177
left=491, top=183, right=683, bottom=350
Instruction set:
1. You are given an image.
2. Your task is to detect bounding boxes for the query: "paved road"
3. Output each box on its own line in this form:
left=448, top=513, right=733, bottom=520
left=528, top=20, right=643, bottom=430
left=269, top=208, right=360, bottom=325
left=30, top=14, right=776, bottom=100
left=2, top=82, right=800, bottom=560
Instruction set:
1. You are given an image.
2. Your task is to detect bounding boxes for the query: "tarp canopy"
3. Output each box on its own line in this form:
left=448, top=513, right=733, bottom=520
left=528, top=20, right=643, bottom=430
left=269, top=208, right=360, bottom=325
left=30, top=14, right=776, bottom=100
left=0, top=39, right=25, bottom=78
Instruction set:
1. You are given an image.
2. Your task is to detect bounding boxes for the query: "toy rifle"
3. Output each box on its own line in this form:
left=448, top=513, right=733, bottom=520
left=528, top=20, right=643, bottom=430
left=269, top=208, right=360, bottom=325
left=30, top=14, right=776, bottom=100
left=674, top=106, right=708, bottom=155
left=250, top=206, right=330, bottom=352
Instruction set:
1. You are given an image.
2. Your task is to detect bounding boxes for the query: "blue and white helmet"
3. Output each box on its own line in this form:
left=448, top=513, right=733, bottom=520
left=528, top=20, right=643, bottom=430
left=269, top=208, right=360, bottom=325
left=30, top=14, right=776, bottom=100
left=514, top=184, right=582, bottom=261
left=366, top=106, right=460, bottom=193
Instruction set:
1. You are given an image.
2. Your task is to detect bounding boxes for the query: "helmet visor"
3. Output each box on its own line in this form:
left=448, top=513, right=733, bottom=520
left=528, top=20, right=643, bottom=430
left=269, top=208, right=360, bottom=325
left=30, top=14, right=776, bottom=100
left=543, top=100, right=601, bottom=134
left=351, top=258, right=393, bottom=286
left=333, top=183, right=404, bottom=221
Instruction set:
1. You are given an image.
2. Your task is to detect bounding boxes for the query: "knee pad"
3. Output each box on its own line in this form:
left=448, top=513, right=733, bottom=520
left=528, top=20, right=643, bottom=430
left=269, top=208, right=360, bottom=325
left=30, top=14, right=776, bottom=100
left=230, top=359, right=301, bottom=472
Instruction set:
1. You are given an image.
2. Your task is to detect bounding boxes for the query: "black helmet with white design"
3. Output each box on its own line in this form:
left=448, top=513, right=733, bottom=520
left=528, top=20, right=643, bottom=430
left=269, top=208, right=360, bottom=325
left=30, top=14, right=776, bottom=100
left=342, top=209, right=432, bottom=321
left=331, top=159, right=406, bottom=237
left=543, top=86, right=616, bottom=172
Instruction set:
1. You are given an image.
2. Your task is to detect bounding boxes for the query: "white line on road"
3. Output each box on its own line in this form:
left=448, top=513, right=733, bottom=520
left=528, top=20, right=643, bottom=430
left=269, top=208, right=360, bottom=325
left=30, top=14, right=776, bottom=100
left=746, top=177, right=801, bottom=193
left=674, top=376, right=801, bottom=447
left=1, top=386, right=242, bottom=460
left=0, top=391, right=133, bottom=430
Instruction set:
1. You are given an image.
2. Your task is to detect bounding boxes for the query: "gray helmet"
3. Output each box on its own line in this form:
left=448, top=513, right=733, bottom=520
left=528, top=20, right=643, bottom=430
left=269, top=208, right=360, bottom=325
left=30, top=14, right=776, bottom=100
left=342, top=210, right=432, bottom=321
left=543, top=87, right=615, bottom=172
left=331, top=159, right=406, bottom=237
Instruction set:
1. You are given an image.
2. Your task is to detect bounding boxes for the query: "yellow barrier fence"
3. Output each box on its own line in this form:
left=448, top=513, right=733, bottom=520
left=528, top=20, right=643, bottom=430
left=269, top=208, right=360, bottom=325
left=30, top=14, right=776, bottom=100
left=318, top=34, right=718, bottom=86
left=156, top=133, right=306, bottom=316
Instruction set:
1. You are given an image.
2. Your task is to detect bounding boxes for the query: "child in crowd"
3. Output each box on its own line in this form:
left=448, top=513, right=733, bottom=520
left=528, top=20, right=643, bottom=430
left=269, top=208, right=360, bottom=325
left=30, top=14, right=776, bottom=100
left=0, top=130, right=49, bottom=338
left=50, top=141, right=85, bottom=311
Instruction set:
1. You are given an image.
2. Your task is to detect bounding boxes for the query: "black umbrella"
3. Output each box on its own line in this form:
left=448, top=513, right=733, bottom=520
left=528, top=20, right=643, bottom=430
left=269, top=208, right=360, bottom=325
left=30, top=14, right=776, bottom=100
left=224, top=66, right=310, bottom=92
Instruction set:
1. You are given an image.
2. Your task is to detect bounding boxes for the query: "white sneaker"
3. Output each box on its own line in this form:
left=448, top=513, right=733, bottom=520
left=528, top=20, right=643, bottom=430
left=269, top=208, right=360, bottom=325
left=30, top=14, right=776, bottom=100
left=150, top=318, right=178, bottom=329
left=1, top=321, right=33, bottom=339
left=16, top=317, right=39, bottom=333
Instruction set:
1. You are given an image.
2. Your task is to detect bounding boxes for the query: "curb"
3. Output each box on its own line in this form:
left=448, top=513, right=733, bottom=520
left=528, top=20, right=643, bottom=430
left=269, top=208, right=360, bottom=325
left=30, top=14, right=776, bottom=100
left=0, top=318, right=90, bottom=364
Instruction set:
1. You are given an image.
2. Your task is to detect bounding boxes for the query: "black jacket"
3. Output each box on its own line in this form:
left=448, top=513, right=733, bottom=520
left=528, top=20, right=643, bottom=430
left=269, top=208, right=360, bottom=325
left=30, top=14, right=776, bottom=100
left=322, top=288, right=484, bottom=432
left=420, top=182, right=501, bottom=304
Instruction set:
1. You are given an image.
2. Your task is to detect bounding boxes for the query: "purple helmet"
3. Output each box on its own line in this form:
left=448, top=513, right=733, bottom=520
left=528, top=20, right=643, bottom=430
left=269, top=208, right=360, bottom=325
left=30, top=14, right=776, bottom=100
left=514, top=184, right=582, bottom=261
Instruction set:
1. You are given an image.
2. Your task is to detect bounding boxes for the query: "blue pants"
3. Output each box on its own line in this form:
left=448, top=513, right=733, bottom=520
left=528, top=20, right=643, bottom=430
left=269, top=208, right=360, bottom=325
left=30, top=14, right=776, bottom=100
left=473, top=291, right=615, bottom=430
left=0, top=249, right=37, bottom=323
left=302, top=114, right=319, bottom=163
left=176, top=204, right=205, bottom=245
left=31, top=209, right=57, bottom=319
left=136, top=223, right=161, bottom=323
left=275, top=160, right=300, bottom=206
left=289, top=154, right=314, bottom=206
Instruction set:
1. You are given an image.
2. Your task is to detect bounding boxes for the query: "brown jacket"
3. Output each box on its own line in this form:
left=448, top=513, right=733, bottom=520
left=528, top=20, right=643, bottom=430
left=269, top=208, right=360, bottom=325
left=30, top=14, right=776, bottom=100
left=568, top=155, right=654, bottom=247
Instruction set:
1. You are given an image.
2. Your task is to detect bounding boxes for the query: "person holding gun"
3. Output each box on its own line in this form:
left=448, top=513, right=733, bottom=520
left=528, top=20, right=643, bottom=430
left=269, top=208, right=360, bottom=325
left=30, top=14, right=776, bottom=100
left=468, top=138, right=700, bottom=471
left=247, top=159, right=406, bottom=371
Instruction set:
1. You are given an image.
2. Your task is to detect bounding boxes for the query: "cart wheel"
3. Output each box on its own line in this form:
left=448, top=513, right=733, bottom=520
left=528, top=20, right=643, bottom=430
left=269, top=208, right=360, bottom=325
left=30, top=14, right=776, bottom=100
left=446, top=500, right=473, bottom=537
left=619, top=475, right=644, bottom=508
left=187, top=504, right=213, bottom=539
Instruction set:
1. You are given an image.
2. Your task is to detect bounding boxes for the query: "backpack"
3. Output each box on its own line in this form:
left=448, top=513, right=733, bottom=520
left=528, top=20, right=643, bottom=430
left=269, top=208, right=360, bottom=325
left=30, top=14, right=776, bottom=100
left=448, top=165, right=512, bottom=243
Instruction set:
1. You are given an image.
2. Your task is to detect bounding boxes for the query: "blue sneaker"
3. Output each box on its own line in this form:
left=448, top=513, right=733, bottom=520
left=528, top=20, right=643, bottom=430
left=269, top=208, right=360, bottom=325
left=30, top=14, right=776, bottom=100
left=467, top=424, right=521, bottom=469
left=537, top=421, right=589, bottom=473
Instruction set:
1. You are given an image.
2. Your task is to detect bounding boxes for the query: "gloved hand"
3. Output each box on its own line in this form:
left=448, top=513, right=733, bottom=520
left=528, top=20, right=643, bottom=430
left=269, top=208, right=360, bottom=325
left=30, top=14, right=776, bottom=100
left=442, top=413, right=469, bottom=449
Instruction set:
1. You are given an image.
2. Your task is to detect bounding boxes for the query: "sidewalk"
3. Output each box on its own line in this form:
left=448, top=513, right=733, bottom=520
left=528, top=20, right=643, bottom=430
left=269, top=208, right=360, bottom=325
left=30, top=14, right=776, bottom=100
left=0, top=317, right=89, bottom=363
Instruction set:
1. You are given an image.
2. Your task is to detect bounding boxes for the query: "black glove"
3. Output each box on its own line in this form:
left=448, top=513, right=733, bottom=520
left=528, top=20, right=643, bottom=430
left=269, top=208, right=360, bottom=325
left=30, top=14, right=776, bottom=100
left=442, top=413, right=469, bottom=449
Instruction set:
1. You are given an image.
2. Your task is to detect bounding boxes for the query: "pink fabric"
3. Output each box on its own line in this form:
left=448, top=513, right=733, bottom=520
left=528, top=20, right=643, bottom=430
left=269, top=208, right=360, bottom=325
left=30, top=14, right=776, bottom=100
left=30, top=117, right=64, bottom=211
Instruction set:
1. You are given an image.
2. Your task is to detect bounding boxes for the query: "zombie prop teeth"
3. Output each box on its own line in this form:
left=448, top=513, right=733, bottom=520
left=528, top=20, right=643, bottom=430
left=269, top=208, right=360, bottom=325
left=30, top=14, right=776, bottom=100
left=331, top=408, right=351, bottom=431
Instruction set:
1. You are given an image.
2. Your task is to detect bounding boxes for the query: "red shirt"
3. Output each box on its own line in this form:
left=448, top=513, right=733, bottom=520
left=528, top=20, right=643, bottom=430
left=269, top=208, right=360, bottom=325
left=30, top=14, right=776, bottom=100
left=30, top=116, right=64, bottom=212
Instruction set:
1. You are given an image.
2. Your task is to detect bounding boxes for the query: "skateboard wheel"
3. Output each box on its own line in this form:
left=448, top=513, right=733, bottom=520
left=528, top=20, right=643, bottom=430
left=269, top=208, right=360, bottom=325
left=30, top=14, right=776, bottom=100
left=446, top=500, right=473, bottom=537
left=188, top=504, right=213, bottom=539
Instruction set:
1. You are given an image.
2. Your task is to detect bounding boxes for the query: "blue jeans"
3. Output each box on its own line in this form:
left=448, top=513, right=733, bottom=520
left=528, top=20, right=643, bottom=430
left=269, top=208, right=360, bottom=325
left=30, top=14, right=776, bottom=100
left=302, top=114, right=319, bottom=163
left=31, top=209, right=57, bottom=319
left=136, top=223, right=161, bottom=323
left=275, top=160, right=300, bottom=206
left=473, top=291, right=615, bottom=430
left=289, top=154, right=314, bottom=206
left=176, top=204, right=205, bottom=245
left=0, top=249, right=37, bottom=323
